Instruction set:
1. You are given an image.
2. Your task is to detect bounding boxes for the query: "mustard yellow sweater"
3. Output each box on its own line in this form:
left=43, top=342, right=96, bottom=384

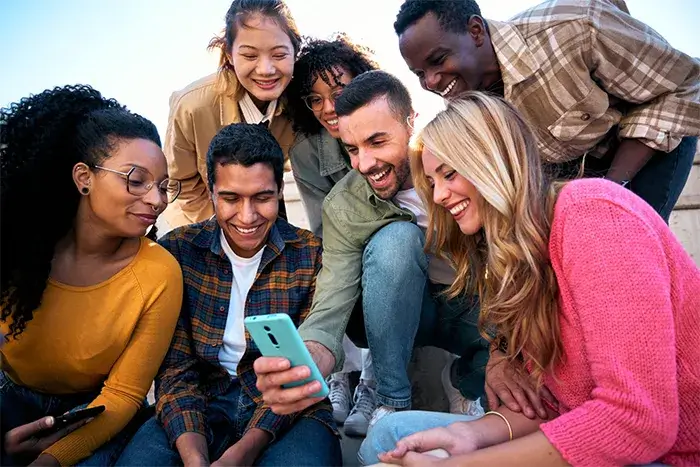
left=1, top=238, right=182, bottom=465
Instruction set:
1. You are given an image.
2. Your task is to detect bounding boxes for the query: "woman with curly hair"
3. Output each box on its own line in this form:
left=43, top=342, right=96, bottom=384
left=0, top=85, right=184, bottom=466
left=161, top=0, right=300, bottom=232
left=360, top=93, right=700, bottom=466
left=285, top=34, right=380, bottom=437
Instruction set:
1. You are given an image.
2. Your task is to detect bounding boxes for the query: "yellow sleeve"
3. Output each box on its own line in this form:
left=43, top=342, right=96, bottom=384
left=44, top=254, right=183, bottom=465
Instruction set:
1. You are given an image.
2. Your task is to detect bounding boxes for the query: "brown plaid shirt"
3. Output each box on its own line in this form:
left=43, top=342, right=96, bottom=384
left=488, top=0, right=700, bottom=163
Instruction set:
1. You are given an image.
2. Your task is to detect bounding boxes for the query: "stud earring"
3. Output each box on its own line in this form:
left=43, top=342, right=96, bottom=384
left=81, top=187, right=90, bottom=195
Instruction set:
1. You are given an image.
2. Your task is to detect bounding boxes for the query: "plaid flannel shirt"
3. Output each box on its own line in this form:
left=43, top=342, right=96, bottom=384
left=155, top=217, right=336, bottom=446
left=488, top=0, right=700, bottom=163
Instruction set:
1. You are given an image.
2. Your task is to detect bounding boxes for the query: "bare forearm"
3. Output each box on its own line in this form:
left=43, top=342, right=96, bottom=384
left=446, top=431, right=566, bottom=467
left=236, top=428, right=271, bottom=460
left=467, top=406, right=551, bottom=449
left=306, top=341, right=335, bottom=378
left=606, top=139, right=656, bottom=182
left=175, top=432, right=209, bottom=466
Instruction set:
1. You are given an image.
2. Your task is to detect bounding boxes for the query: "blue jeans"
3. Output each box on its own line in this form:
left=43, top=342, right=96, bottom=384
left=345, top=221, right=487, bottom=409
left=358, top=410, right=478, bottom=465
left=0, top=370, right=146, bottom=466
left=116, top=382, right=341, bottom=466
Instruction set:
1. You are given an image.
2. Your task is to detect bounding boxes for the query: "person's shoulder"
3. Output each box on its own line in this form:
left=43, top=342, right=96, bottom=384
left=325, top=170, right=364, bottom=202
left=132, top=237, right=183, bottom=284
left=277, top=218, right=322, bottom=250
left=508, top=0, right=603, bottom=36
left=169, top=73, right=220, bottom=114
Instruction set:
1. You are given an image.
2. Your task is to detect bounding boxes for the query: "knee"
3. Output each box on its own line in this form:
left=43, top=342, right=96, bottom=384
left=358, top=412, right=407, bottom=465
left=363, top=222, right=427, bottom=277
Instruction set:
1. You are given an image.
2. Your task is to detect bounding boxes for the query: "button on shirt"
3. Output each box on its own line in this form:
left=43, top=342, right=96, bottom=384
left=218, top=231, right=265, bottom=375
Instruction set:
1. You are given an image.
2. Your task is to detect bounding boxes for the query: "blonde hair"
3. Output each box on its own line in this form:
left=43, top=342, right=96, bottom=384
left=412, top=93, right=563, bottom=384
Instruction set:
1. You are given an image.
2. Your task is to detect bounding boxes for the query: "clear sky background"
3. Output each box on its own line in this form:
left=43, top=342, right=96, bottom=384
left=1, top=0, right=698, bottom=137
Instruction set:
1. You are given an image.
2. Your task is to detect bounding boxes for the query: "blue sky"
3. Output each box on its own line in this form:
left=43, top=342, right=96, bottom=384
left=1, top=0, right=698, bottom=137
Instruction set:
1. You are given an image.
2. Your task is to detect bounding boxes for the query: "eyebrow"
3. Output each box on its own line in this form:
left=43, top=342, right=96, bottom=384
left=238, top=44, right=291, bottom=52
left=425, top=46, right=448, bottom=63
left=364, top=132, right=389, bottom=145
left=217, top=189, right=277, bottom=197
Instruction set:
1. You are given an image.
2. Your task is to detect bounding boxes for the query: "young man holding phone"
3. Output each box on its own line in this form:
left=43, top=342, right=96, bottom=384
left=116, top=124, right=340, bottom=466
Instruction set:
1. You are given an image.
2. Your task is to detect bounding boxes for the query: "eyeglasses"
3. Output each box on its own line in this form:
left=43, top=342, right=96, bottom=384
left=92, top=165, right=181, bottom=204
left=302, top=89, right=345, bottom=112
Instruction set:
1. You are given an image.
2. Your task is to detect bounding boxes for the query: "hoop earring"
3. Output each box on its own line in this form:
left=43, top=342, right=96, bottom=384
left=81, top=187, right=90, bottom=195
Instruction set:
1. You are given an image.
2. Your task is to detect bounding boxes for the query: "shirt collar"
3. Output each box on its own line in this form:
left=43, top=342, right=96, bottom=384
left=487, top=19, right=542, bottom=100
left=239, top=92, right=278, bottom=125
left=318, top=130, right=351, bottom=177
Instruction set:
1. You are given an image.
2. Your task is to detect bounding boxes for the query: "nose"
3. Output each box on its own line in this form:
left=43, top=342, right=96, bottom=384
left=354, top=149, right=378, bottom=175
left=321, top=95, right=335, bottom=115
left=432, top=179, right=450, bottom=206
left=144, top=184, right=165, bottom=213
left=239, top=199, right=257, bottom=224
left=424, top=70, right=441, bottom=91
left=256, top=56, right=275, bottom=76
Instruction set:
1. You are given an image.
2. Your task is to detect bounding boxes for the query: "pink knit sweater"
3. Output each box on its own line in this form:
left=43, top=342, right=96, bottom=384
left=540, top=179, right=700, bottom=467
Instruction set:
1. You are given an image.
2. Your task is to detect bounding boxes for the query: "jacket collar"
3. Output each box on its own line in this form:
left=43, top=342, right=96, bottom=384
left=486, top=19, right=542, bottom=101
left=317, top=129, right=351, bottom=177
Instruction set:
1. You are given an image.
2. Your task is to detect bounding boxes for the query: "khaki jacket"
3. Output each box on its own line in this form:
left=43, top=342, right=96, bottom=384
left=161, top=73, right=295, bottom=230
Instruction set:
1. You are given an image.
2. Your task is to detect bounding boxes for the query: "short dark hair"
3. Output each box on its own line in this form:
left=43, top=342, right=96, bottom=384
left=394, top=0, right=482, bottom=35
left=334, top=70, right=412, bottom=124
left=286, top=34, right=379, bottom=136
left=206, top=123, right=284, bottom=191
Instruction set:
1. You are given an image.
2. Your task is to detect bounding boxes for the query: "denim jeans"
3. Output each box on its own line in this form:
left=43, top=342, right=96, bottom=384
left=116, top=381, right=341, bottom=466
left=551, top=136, right=697, bottom=222
left=345, top=221, right=488, bottom=409
left=0, top=370, right=146, bottom=466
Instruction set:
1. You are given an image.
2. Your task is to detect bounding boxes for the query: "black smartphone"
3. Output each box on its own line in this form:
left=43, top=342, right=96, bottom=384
left=46, top=405, right=106, bottom=434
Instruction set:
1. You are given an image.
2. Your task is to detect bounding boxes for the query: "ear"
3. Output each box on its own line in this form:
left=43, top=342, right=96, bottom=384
left=468, top=16, right=488, bottom=47
left=72, top=162, right=92, bottom=194
left=407, top=110, right=417, bottom=135
left=278, top=179, right=285, bottom=199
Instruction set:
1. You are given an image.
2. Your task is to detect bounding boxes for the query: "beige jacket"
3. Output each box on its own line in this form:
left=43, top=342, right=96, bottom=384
left=161, top=73, right=295, bottom=230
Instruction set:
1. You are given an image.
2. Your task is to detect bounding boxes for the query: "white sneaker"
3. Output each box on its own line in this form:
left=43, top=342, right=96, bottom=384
left=367, top=405, right=397, bottom=432
left=441, top=354, right=485, bottom=417
left=328, top=373, right=352, bottom=424
left=344, top=381, right=377, bottom=437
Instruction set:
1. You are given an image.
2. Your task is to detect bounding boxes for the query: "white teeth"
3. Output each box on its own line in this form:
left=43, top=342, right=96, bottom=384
left=439, top=79, right=457, bottom=97
left=369, top=168, right=390, bottom=182
left=235, top=226, right=259, bottom=234
left=449, top=200, right=470, bottom=216
left=326, top=119, right=338, bottom=126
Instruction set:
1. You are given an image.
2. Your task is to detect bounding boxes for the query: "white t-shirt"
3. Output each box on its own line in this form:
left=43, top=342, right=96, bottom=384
left=218, top=231, right=265, bottom=375
left=393, top=188, right=456, bottom=285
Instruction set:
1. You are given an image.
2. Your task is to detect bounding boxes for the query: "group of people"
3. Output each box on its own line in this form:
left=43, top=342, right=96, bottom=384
left=1, top=0, right=699, bottom=466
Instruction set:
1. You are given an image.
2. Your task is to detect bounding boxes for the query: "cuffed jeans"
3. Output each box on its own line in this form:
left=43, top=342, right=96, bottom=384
left=345, top=221, right=488, bottom=409
left=0, top=370, right=148, bottom=466
left=116, top=381, right=341, bottom=466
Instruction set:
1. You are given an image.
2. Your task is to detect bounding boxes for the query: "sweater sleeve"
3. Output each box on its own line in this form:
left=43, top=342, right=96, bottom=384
left=44, top=261, right=183, bottom=465
left=541, top=195, right=679, bottom=467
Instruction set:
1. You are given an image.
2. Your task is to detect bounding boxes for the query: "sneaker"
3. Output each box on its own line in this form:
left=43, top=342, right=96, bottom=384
left=367, top=405, right=397, bottom=431
left=328, top=373, right=352, bottom=424
left=441, top=354, right=485, bottom=417
left=344, top=381, right=377, bottom=437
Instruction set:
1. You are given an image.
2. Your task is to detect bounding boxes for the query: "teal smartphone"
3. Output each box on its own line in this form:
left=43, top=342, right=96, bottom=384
left=244, top=314, right=329, bottom=398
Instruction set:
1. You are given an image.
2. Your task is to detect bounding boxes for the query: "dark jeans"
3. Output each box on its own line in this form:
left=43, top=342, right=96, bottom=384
left=550, top=136, right=697, bottom=222
left=344, top=221, right=488, bottom=407
left=116, top=382, right=341, bottom=466
left=0, top=370, right=148, bottom=466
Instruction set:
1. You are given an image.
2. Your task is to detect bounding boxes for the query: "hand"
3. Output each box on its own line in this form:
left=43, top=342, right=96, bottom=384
left=484, top=350, right=557, bottom=419
left=379, top=447, right=452, bottom=466
left=254, top=341, right=334, bottom=415
left=378, top=422, right=478, bottom=465
left=211, top=429, right=271, bottom=467
left=4, top=415, right=90, bottom=461
left=176, top=432, right=209, bottom=467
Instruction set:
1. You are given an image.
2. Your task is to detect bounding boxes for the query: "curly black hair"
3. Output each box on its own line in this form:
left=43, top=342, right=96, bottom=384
left=285, top=34, right=379, bottom=136
left=0, top=84, right=161, bottom=340
left=394, top=0, right=482, bottom=36
left=207, top=123, right=285, bottom=191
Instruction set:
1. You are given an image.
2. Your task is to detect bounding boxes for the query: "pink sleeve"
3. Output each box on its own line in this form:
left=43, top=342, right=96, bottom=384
left=541, top=196, right=679, bottom=467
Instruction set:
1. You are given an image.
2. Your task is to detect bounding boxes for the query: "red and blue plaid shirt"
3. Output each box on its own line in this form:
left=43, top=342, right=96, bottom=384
left=155, top=217, right=336, bottom=446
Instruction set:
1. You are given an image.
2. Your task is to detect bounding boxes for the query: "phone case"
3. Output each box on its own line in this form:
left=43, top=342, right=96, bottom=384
left=244, top=314, right=329, bottom=398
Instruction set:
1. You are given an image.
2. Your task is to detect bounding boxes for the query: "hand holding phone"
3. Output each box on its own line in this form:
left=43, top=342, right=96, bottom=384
left=44, top=406, right=105, bottom=434
left=245, top=314, right=329, bottom=398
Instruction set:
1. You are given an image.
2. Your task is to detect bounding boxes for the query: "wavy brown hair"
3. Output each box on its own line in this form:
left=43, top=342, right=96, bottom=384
left=412, top=93, right=564, bottom=384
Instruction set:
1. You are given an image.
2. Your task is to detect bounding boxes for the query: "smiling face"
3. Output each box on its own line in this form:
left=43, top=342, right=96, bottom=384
left=338, top=97, right=413, bottom=200
left=421, top=147, right=483, bottom=235
left=398, top=13, right=499, bottom=100
left=82, top=138, right=169, bottom=238
left=212, top=162, right=280, bottom=258
left=307, top=66, right=354, bottom=138
left=231, top=14, right=295, bottom=107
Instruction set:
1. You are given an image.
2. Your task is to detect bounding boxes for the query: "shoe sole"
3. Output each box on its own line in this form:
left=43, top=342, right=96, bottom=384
left=343, top=419, right=369, bottom=437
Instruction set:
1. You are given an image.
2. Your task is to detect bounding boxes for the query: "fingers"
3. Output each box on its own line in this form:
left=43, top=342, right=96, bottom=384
left=485, top=384, right=500, bottom=411
left=253, top=357, right=290, bottom=376
left=402, top=451, right=444, bottom=467
left=5, top=417, right=53, bottom=444
left=40, top=418, right=92, bottom=447
left=539, top=386, right=559, bottom=410
left=522, top=385, right=548, bottom=419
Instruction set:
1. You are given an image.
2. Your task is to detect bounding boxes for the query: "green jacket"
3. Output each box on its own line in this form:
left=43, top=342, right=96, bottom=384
left=298, top=170, right=415, bottom=371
